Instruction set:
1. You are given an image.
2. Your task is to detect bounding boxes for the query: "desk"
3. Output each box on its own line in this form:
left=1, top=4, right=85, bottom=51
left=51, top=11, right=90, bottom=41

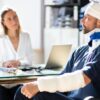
left=0, top=76, right=37, bottom=84
left=0, top=69, right=39, bottom=84
left=0, top=68, right=61, bottom=84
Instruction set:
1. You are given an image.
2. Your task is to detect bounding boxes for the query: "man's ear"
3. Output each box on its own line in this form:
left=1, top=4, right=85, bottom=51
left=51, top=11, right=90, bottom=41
left=97, top=20, right=100, bottom=28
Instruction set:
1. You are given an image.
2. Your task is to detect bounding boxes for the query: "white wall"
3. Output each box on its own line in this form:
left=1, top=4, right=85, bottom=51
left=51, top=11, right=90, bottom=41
left=0, top=0, right=42, bottom=49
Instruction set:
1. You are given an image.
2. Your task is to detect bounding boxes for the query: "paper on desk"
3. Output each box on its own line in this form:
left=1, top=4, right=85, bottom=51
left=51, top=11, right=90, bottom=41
left=0, top=68, right=27, bottom=77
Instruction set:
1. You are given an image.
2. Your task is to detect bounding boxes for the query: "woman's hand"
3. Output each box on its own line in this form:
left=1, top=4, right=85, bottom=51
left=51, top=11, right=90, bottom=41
left=21, top=81, right=39, bottom=99
left=3, top=60, right=21, bottom=68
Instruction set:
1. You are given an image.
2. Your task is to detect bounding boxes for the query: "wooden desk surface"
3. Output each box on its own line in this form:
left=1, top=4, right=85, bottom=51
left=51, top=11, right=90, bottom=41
left=0, top=70, right=39, bottom=84
left=0, top=76, right=37, bottom=84
left=0, top=68, right=60, bottom=84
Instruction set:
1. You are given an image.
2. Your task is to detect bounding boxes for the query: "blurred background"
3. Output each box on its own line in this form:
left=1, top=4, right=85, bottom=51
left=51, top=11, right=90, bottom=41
left=0, top=0, right=89, bottom=64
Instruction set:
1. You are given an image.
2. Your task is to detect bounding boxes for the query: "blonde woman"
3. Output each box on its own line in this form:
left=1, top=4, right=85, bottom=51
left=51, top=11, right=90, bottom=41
left=0, top=8, right=33, bottom=100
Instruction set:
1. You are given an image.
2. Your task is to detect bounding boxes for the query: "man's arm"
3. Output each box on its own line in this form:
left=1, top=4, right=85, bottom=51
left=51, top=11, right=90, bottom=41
left=21, top=70, right=91, bottom=99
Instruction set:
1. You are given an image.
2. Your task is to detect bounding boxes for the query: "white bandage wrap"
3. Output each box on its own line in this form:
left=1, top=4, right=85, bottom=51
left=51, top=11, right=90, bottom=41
left=37, top=71, right=86, bottom=93
left=85, top=2, right=100, bottom=20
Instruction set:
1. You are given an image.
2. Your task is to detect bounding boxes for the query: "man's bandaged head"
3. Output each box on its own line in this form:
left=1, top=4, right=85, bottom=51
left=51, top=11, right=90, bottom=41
left=85, top=2, right=100, bottom=20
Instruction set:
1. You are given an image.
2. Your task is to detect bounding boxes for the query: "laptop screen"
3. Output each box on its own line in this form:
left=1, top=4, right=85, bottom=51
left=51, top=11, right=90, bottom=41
left=45, top=45, right=72, bottom=69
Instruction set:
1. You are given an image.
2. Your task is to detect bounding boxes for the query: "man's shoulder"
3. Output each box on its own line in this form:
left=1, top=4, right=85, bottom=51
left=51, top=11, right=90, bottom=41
left=76, top=45, right=89, bottom=52
left=95, top=45, right=100, bottom=53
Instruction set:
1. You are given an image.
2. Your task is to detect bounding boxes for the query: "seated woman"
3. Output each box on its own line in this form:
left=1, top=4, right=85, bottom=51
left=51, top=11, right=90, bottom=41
left=0, top=8, right=33, bottom=100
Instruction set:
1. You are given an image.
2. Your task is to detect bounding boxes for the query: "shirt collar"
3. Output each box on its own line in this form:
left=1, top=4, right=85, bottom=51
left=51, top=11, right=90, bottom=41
left=89, top=40, right=100, bottom=52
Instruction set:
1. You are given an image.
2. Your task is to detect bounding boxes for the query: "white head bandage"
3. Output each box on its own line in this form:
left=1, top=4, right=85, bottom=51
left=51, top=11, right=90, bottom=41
left=85, top=2, right=100, bottom=20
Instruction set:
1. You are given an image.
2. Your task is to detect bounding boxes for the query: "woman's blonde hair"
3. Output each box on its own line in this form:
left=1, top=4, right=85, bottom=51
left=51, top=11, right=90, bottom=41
left=1, top=8, right=21, bottom=35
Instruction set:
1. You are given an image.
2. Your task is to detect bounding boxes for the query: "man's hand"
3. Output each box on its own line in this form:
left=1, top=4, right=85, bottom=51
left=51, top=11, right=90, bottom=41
left=21, top=81, right=39, bottom=99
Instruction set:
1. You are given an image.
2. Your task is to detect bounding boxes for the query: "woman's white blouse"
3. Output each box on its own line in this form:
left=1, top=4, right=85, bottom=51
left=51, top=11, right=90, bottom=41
left=0, top=32, right=33, bottom=66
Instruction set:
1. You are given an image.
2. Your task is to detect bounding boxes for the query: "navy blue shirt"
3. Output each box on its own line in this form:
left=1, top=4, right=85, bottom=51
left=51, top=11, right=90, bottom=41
left=83, top=45, right=100, bottom=96
left=62, top=45, right=100, bottom=99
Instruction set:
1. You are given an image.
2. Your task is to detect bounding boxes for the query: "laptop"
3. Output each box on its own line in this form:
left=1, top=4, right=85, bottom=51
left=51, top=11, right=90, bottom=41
left=32, top=45, right=72, bottom=75
left=45, top=45, right=72, bottom=69
left=18, top=45, right=72, bottom=75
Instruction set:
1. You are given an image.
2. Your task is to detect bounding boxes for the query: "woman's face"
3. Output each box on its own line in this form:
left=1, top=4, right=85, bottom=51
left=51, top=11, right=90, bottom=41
left=3, top=10, right=19, bottom=32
